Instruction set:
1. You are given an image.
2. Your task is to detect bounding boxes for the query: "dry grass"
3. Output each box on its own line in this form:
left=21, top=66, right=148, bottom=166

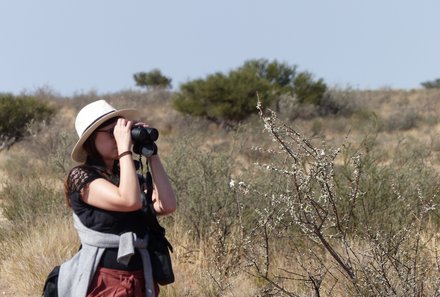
left=0, top=214, right=79, bottom=296
left=2, top=88, right=440, bottom=296
left=163, top=224, right=439, bottom=296
left=159, top=224, right=266, bottom=297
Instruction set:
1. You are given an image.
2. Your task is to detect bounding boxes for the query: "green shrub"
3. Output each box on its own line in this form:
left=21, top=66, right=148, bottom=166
left=240, top=59, right=296, bottom=90
left=292, top=71, right=327, bottom=105
left=172, top=59, right=328, bottom=124
left=133, top=69, right=172, bottom=90
left=421, top=78, right=440, bottom=89
left=172, top=70, right=272, bottom=125
left=0, top=93, right=56, bottom=150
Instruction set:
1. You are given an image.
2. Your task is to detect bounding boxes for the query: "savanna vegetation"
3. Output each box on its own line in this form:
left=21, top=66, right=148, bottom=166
left=1, top=61, right=440, bottom=296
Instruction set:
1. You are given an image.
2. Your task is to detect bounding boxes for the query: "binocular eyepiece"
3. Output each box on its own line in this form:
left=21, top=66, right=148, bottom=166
left=131, top=126, right=159, bottom=157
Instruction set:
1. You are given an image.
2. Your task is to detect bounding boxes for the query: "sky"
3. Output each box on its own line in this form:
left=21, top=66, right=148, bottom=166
left=1, top=0, right=440, bottom=96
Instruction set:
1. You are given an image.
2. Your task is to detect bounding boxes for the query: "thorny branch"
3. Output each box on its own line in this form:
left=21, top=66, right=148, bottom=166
left=231, top=98, right=440, bottom=296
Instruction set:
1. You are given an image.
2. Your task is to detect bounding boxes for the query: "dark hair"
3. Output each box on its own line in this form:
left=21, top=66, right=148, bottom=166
left=83, top=116, right=121, bottom=167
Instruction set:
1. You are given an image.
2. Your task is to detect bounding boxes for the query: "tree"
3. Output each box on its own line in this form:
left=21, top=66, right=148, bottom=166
left=421, top=78, right=440, bottom=89
left=293, top=71, right=327, bottom=105
left=240, top=59, right=297, bottom=89
left=0, top=93, right=55, bottom=150
left=172, top=70, right=272, bottom=124
left=172, top=59, right=328, bottom=125
left=133, top=69, right=172, bottom=90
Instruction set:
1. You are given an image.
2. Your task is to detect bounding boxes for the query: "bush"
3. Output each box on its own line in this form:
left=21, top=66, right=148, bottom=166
left=381, top=108, right=419, bottom=132
left=172, top=70, right=272, bottom=125
left=0, top=93, right=56, bottom=150
left=230, top=104, right=440, bottom=296
left=133, top=69, right=172, bottom=90
left=172, top=59, right=328, bottom=125
left=162, top=127, right=279, bottom=295
left=240, top=59, right=296, bottom=90
left=277, top=91, right=361, bottom=122
left=164, top=133, right=243, bottom=241
left=421, top=78, right=440, bottom=89
left=292, top=71, right=327, bottom=105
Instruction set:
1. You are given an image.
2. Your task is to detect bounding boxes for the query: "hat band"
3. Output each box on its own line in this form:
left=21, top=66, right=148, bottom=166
left=81, top=110, right=116, bottom=137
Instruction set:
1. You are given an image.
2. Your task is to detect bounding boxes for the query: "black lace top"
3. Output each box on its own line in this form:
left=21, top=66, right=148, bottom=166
left=66, top=165, right=148, bottom=270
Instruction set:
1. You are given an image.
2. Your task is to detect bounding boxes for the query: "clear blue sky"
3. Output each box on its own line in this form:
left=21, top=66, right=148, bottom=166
left=1, top=0, right=440, bottom=96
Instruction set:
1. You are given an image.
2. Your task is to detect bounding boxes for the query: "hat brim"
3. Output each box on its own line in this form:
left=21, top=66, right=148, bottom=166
left=71, top=109, right=140, bottom=163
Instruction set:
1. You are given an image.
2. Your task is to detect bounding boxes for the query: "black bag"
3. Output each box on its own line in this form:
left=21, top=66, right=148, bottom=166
left=147, top=220, right=175, bottom=285
left=142, top=171, right=175, bottom=285
left=42, top=265, right=59, bottom=297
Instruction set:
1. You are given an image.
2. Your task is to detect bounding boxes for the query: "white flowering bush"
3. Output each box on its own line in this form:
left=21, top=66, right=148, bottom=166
left=228, top=99, right=440, bottom=296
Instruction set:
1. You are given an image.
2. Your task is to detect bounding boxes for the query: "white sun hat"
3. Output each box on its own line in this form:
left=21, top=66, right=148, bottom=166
left=71, top=99, right=140, bottom=163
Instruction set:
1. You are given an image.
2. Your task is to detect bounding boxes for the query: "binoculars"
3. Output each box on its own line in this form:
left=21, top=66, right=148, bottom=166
left=131, top=126, right=159, bottom=157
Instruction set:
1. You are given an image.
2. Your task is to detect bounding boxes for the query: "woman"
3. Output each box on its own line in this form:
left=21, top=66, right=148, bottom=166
left=59, top=99, right=176, bottom=297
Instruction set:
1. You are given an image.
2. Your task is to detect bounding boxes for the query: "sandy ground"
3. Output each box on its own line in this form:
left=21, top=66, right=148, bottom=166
left=0, top=279, right=14, bottom=296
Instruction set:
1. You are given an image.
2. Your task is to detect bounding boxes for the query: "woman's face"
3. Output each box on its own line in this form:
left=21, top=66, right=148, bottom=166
left=94, top=121, right=119, bottom=161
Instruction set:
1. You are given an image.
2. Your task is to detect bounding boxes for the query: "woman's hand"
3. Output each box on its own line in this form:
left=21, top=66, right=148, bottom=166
left=113, top=118, right=134, bottom=154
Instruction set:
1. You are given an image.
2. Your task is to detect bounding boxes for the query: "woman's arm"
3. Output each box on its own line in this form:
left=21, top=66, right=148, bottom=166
left=81, top=173, right=142, bottom=212
left=81, top=118, right=142, bottom=212
left=149, top=154, right=177, bottom=215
